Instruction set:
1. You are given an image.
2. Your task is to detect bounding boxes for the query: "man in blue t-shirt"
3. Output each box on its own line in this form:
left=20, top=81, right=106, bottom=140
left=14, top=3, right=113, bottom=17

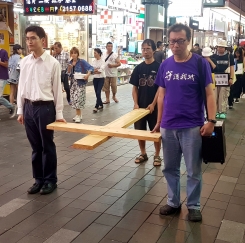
left=0, top=48, right=17, bottom=118
left=152, top=24, right=216, bottom=222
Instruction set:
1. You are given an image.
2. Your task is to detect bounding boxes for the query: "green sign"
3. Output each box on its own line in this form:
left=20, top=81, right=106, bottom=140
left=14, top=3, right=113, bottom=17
left=203, top=0, right=225, bottom=8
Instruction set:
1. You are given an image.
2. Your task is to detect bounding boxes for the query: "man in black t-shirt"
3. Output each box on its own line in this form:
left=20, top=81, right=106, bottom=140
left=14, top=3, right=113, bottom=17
left=129, top=39, right=162, bottom=166
left=153, top=41, right=166, bottom=63
left=212, top=40, right=235, bottom=118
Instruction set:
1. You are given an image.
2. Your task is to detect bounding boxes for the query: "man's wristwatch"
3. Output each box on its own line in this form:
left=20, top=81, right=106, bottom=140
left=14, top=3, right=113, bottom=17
left=207, top=119, right=217, bottom=124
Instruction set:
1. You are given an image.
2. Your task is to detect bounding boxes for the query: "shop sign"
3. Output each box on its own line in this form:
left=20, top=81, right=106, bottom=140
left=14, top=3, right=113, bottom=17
left=203, top=0, right=225, bottom=8
left=107, top=0, right=140, bottom=13
left=23, top=0, right=95, bottom=16
left=168, top=0, right=203, bottom=17
left=190, top=19, right=199, bottom=30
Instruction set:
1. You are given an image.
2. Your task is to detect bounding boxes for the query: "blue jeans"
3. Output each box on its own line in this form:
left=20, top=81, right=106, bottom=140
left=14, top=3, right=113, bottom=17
left=0, top=79, right=14, bottom=109
left=161, top=127, right=202, bottom=210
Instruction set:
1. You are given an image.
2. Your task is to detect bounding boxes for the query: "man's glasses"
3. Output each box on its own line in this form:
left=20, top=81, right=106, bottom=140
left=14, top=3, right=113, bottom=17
left=168, top=39, right=186, bottom=45
left=26, top=37, right=39, bottom=42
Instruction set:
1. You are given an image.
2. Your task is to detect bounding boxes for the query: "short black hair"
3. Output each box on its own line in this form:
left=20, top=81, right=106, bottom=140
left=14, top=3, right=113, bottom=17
left=157, top=41, right=163, bottom=48
left=168, top=23, right=192, bottom=41
left=94, top=48, right=103, bottom=57
left=54, top=42, right=62, bottom=48
left=194, top=43, right=199, bottom=47
left=142, top=39, right=156, bottom=51
left=25, top=25, right=46, bottom=39
left=106, top=42, right=113, bottom=46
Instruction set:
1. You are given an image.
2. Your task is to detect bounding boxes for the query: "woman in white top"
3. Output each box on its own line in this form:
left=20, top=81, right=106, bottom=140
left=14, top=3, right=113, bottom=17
left=91, top=48, right=106, bottom=113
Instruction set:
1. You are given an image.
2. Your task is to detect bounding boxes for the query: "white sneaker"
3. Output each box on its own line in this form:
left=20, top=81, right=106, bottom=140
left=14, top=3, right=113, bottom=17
left=75, top=116, right=81, bottom=123
left=9, top=105, right=17, bottom=119
left=73, top=115, right=78, bottom=121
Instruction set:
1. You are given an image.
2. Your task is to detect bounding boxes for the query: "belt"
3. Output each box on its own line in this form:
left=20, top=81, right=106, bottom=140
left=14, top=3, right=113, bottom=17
left=24, top=99, right=53, bottom=106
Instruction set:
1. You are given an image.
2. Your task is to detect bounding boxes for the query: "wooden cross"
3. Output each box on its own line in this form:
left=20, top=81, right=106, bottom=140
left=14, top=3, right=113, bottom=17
left=47, top=109, right=161, bottom=150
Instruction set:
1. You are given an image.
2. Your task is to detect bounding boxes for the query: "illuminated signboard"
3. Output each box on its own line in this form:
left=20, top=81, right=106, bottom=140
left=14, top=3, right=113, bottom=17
left=24, top=0, right=95, bottom=15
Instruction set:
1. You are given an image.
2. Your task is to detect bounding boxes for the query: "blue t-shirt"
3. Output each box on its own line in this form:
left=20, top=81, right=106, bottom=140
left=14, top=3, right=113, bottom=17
left=155, top=53, right=212, bottom=129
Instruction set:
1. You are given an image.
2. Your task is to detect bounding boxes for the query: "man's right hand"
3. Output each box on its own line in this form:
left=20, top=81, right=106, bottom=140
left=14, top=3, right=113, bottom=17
left=17, top=115, right=24, bottom=125
left=134, top=104, right=139, bottom=109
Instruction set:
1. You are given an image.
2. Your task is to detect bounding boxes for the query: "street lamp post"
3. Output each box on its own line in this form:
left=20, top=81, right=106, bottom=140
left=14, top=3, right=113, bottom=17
left=238, top=0, right=242, bottom=45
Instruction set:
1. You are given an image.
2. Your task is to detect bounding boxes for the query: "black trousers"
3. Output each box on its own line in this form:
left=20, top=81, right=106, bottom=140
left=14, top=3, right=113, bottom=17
left=93, top=78, right=105, bottom=108
left=61, top=71, right=70, bottom=103
left=233, top=74, right=243, bottom=99
left=228, top=85, right=234, bottom=107
left=24, top=101, right=57, bottom=184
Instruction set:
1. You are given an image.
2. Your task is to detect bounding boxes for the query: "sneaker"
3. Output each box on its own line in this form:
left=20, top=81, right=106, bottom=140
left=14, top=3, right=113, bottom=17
left=159, top=204, right=181, bottom=216
left=98, top=106, right=103, bottom=110
left=9, top=105, right=17, bottom=118
left=75, top=116, right=81, bottom=123
left=219, top=113, right=226, bottom=119
left=188, top=209, right=202, bottom=222
left=234, top=99, right=240, bottom=103
left=73, top=115, right=82, bottom=121
left=93, top=108, right=98, bottom=113
left=229, top=105, right=233, bottom=109
left=216, top=113, right=220, bottom=119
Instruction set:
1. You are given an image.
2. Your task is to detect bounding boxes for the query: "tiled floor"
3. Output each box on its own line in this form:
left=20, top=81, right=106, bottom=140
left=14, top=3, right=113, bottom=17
left=0, top=84, right=245, bottom=243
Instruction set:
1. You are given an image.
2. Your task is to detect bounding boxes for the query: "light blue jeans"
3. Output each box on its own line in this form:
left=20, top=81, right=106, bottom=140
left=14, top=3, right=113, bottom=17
left=0, top=79, right=13, bottom=109
left=161, top=127, right=202, bottom=210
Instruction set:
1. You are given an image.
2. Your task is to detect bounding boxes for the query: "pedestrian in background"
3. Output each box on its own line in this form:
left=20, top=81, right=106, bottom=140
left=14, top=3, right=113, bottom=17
left=8, top=44, right=23, bottom=104
left=0, top=47, right=17, bottom=118
left=154, top=41, right=166, bottom=63
left=53, top=42, right=71, bottom=105
left=102, top=42, right=121, bottom=104
left=91, top=48, right=105, bottom=113
left=68, top=47, right=93, bottom=123
left=17, top=26, right=65, bottom=195
left=212, top=40, right=235, bottom=118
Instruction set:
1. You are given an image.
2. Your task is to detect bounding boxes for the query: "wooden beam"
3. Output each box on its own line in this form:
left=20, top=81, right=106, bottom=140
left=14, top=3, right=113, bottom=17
left=73, top=109, right=151, bottom=150
left=47, top=123, right=161, bottom=142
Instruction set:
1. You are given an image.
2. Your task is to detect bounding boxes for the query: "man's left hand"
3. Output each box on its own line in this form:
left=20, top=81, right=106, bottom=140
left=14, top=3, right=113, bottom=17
left=200, top=122, right=215, bottom=136
left=229, top=79, right=233, bottom=86
left=146, top=104, right=154, bottom=114
left=56, top=119, right=67, bottom=123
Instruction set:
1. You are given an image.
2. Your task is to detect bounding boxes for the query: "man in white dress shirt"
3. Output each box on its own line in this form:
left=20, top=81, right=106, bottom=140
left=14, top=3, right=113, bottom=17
left=17, top=26, right=66, bottom=195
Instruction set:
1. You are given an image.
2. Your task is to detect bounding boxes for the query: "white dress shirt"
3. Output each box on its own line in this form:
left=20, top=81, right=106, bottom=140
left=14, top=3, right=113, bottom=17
left=91, top=58, right=106, bottom=78
left=17, top=51, right=64, bottom=120
left=103, top=52, right=119, bottom=77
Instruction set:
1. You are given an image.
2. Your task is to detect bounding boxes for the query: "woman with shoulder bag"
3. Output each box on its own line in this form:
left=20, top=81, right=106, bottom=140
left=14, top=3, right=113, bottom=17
left=91, top=48, right=106, bottom=113
left=8, top=44, right=23, bottom=104
left=67, top=47, right=94, bottom=123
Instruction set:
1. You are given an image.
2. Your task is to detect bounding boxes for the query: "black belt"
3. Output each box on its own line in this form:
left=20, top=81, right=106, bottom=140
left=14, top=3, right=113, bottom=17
left=25, top=99, right=53, bottom=106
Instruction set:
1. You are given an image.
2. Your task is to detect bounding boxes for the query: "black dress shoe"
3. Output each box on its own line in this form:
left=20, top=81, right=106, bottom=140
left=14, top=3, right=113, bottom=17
left=40, top=183, right=57, bottom=195
left=27, top=183, right=43, bottom=194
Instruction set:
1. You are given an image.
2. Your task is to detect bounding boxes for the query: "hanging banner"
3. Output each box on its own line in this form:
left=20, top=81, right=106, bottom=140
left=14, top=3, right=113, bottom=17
left=23, top=0, right=95, bottom=15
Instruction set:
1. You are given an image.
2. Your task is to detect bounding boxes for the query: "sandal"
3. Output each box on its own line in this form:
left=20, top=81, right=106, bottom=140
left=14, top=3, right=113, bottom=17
left=103, top=101, right=110, bottom=104
left=153, top=156, right=162, bottom=166
left=112, top=97, right=119, bottom=103
left=135, top=154, right=148, bottom=164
